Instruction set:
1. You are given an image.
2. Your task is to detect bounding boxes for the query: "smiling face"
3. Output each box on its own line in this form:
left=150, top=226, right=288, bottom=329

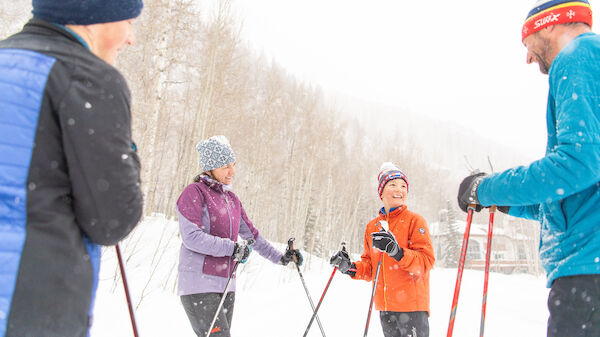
left=88, top=18, right=136, bottom=65
left=210, top=163, right=236, bottom=185
left=381, top=178, right=408, bottom=211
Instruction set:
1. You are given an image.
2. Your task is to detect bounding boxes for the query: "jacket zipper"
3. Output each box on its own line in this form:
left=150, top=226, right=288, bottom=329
left=383, top=214, right=390, bottom=311
left=223, top=192, right=234, bottom=275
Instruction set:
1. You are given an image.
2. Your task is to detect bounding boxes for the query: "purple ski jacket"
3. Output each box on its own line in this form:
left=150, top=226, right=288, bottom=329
left=177, top=175, right=283, bottom=295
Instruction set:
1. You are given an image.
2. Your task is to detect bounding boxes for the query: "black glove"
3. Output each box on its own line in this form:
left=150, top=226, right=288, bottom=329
left=233, top=241, right=252, bottom=263
left=281, top=248, right=304, bottom=266
left=497, top=206, right=510, bottom=214
left=329, top=250, right=356, bottom=276
left=457, top=172, right=487, bottom=213
left=371, top=231, right=404, bottom=261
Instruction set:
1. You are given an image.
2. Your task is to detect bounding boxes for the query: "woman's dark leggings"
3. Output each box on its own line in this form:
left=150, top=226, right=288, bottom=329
left=181, top=292, right=235, bottom=337
left=379, top=311, right=429, bottom=337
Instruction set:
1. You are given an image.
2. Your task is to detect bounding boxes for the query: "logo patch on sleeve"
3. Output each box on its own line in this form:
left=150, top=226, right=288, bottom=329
left=419, top=228, right=425, bottom=234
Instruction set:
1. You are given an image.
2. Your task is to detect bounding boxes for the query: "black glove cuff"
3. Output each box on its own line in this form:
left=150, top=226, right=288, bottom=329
left=497, top=206, right=510, bottom=214
left=342, top=263, right=357, bottom=277
left=391, top=247, right=404, bottom=261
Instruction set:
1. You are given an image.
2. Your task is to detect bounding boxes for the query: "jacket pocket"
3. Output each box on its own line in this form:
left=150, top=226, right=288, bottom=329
left=541, top=200, right=567, bottom=233
left=203, top=255, right=231, bottom=278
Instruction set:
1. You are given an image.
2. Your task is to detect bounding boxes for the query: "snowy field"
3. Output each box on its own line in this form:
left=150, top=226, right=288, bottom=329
left=91, top=216, right=549, bottom=337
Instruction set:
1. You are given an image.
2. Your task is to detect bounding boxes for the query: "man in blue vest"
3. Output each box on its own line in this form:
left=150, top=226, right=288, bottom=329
left=0, top=1, right=144, bottom=336
left=457, top=1, right=600, bottom=336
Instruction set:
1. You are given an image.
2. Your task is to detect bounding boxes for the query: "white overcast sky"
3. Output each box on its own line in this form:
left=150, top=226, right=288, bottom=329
left=228, top=0, right=598, bottom=159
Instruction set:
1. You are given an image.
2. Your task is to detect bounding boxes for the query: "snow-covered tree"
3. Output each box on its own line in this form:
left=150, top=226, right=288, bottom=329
left=439, top=200, right=462, bottom=268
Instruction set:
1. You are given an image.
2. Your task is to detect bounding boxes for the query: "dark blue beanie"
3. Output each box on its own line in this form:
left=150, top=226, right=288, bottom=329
left=33, top=0, right=143, bottom=25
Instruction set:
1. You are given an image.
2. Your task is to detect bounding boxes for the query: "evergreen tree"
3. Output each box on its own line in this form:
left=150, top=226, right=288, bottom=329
left=442, top=199, right=462, bottom=268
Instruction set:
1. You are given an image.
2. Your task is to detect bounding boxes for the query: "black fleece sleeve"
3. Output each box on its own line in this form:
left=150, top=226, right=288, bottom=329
left=59, top=66, right=143, bottom=245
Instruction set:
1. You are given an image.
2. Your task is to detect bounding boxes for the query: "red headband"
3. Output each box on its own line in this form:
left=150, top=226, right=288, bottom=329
left=522, top=2, right=593, bottom=41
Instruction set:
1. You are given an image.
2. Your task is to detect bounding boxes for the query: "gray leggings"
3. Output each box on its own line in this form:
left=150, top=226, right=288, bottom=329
left=181, top=292, right=235, bottom=337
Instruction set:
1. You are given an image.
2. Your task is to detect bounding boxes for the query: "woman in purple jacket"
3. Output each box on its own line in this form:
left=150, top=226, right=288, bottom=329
left=177, top=135, right=302, bottom=337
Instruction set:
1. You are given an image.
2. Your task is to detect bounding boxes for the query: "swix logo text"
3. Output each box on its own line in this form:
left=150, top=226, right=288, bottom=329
left=535, top=13, right=560, bottom=29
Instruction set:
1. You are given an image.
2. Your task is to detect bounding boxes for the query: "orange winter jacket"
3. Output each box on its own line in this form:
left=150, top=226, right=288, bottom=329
left=352, top=205, right=435, bottom=314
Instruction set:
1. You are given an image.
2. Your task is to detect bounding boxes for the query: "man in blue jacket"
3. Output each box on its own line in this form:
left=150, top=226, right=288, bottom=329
left=0, top=1, right=144, bottom=336
left=457, top=1, right=599, bottom=336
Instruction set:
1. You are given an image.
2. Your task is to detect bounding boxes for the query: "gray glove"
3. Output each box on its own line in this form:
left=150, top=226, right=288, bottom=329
left=233, top=239, right=254, bottom=263
left=371, top=231, right=404, bottom=261
left=329, top=250, right=356, bottom=276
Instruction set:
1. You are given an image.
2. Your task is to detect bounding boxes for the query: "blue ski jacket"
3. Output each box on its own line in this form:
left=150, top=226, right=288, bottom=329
left=0, top=20, right=143, bottom=336
left=477, top=32, right=600, bottom=287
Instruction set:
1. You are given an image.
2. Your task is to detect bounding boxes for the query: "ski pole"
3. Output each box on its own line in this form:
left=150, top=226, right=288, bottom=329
left=363, top=220, right=388, bottom=337
left=115, top=243, right=140, bottom=337
left=447, top=204, right=475, bottom=337
left=363, top=253, right=382, bottom=337
left=206, top=261, right=239, bottom=337
left=206, top=238, right=255, bottom=337
left=288, top=238, right=327, bottom=337
left=480, top=206, right=496, bottom=337
left=303, top=263, right=337, bottom=337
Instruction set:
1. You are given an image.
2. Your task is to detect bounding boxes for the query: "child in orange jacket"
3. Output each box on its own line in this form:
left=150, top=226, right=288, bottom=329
left=330, top=162, right=435, bottom=337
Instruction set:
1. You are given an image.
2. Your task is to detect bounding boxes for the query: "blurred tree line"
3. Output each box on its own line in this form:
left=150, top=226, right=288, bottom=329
left=115, top=0, right=462, bottom=256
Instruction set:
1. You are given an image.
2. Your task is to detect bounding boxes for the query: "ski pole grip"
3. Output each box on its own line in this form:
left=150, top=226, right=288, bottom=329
left=467, top=203, right=476, bottom=211
left=376, top=220, right=389, bottom=232
left=489, top=205, right=497, bottom=212
left=287, top=237, right=298, bottom=264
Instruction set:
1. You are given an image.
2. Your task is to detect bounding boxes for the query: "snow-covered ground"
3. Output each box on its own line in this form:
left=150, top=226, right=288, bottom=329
left=91, top=216, right=549, bottom=337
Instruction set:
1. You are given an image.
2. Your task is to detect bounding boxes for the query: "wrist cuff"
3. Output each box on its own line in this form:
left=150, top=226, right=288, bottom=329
left=391, top=248, right=404, bottom=261
left=343, top=263, right=357, bottom=277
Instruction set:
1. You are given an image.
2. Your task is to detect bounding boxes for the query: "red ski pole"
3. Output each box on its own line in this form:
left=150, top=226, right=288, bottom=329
left=115, top=243, right=140, bottom=337
left=288, top=238, right=327, bottom=337
left=447, top=204, right=475, bottom=337
left=480, top=205, right=496, bottom=337
left=206, top=238, right=255, bottom=337
left=303, top=266, right=337, bottom=337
